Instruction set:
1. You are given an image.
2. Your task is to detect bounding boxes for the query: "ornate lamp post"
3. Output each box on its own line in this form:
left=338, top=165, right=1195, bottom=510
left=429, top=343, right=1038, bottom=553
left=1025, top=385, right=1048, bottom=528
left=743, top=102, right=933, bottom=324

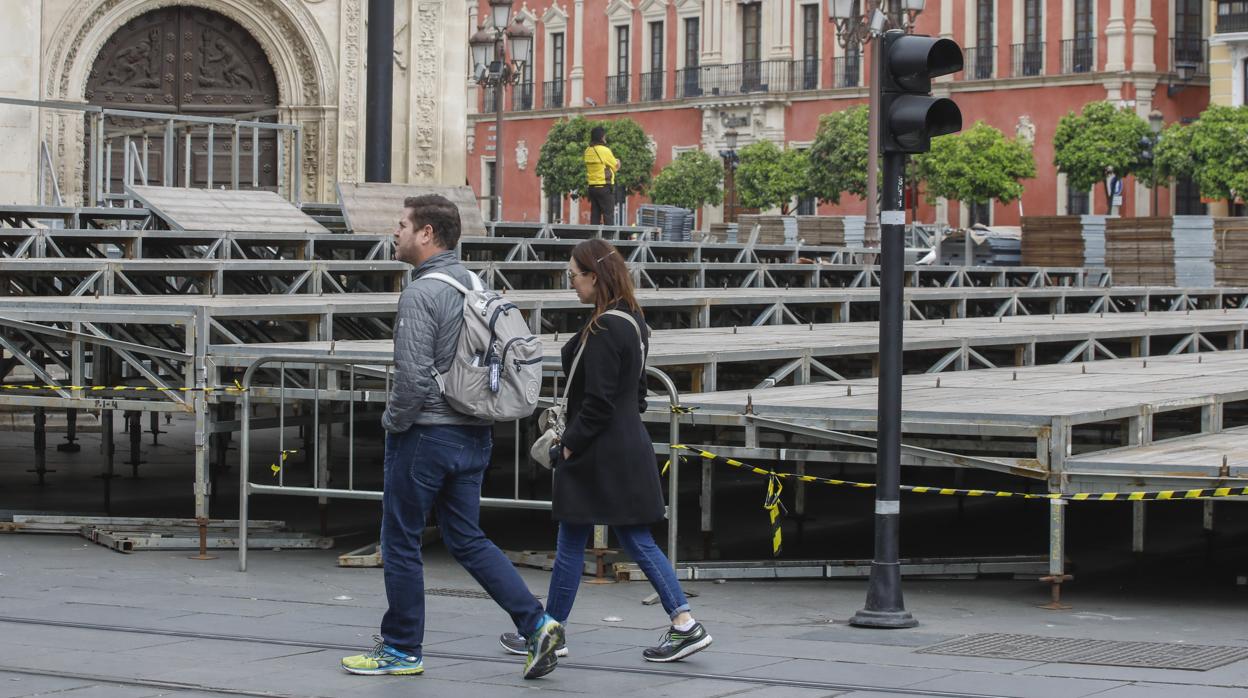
left=826, top=0, right=926, bottom=247
left=1148, top=110, right=1164, bottom=216
left=469, top=0, right=532, bottom=221
left=718, top=128, right=741, bottom=224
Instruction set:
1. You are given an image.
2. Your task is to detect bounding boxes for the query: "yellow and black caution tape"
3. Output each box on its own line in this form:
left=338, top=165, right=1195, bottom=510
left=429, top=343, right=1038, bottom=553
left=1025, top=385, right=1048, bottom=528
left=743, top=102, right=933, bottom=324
left=670, top=445, right=1248, bottom=502
left=1, top=381, right=247, bottom=394
left=270, top=449, right=299, bottom=476
left=764, top=472, right=785, bottom=556
left=669, top=405, right=698, bottom=415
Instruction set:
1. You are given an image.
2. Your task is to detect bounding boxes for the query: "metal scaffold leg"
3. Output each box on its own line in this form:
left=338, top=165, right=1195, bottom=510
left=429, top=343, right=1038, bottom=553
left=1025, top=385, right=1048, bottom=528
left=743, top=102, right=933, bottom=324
left=149, top=410, right=163, bottom=445
left=1039, top=499, right=1072, bottom=610
left=57, top=408, right=81, bottom=453
left=28, top=407, right=52, bottom=485
left=126, top=410, right=144, bottom=478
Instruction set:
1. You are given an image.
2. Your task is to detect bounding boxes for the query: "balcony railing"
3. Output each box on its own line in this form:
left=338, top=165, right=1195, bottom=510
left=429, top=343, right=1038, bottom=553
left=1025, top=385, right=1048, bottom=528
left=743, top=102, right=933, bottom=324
left=676, top=66, right=703, bottom=97
left=1010, top=42, right=1044, bottom=77
left=1061, top=38, right=1094, bottom=74
left=792, top=57, right=820, bottom=90
left=674, top=60, right=797, bottom=98
left=1217, top=2, right=1248, bottom=32
left=513, top=82, right=533, bottom=111
left=1171, top=37, right=1209, bottom=77
left=833, top=54, right=861, bottom=88
left=483, top=85, right=499, bottom=113
left=962, top=45, right=995, bottom=80
left=640, top=70, right=664, bottom=101
left=543, top=79, right=564, bottom=109
left=607, top=74, right=630, bottom=104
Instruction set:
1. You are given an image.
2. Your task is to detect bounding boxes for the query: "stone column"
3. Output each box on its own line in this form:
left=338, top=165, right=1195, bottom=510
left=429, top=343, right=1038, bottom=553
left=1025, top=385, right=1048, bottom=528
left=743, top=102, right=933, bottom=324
left=0, top=2, right=41, bottom=204
left=400, top=0, right=467, bottom=185
left=570, top=0, right=585, bottom=106
left=1105, top=0, right=1127, bottom=72
left=1133, top=76, right=1159, bottom=216
left=702, top=0, right=721, bottom=64
left=767, top=0, right=792, bottom=59
left=1131, top=0, right=1156, bottom=72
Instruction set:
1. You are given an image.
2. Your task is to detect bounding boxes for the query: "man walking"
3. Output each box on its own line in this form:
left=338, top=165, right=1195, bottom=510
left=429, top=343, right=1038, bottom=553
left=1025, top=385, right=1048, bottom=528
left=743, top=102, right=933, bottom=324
left=341, top=194, right=563, bottom=680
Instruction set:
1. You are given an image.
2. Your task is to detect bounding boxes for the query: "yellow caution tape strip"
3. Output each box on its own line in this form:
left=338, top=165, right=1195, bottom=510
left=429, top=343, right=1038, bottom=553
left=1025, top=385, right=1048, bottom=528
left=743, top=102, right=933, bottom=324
left=270, top=449, right=299, bottom=476
left=1, top=382, right=246, bottom=393
left=669, top=445, right=1248, bottom=502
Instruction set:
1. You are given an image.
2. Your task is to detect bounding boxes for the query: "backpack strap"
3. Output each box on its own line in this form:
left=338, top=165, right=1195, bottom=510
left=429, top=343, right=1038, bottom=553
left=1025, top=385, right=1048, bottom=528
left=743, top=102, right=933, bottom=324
left=423, top=270, right=484, bottom=294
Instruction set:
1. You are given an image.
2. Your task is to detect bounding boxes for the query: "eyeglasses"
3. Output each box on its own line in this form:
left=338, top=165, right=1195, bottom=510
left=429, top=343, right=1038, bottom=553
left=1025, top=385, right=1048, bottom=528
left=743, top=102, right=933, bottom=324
left=566, top=269, right=591, bottom=280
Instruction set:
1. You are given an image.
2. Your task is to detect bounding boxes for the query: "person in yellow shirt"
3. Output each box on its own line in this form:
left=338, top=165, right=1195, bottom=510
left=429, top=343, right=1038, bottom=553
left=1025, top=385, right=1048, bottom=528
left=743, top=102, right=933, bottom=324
left=583, top=126, right=621, bottom=225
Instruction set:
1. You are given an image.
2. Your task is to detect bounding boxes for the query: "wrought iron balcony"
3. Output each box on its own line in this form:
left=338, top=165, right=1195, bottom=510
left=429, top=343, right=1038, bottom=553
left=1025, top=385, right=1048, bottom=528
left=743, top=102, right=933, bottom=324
left=1061, top=38, right=1094, bottom=74
left=1170, top=37, right=1209, bottom=77
left=543, top=79, right=564, bottom=109
left=962, top=45, right=995, bottom=80
left=1217, top=1, right=1248, bottom=32
left=640, top=70, right=664, bottom=101
left=792, top=57, right=820, bottom=90
left=513, top=82, right=533, bottom=111
left=674, top=60, right=796, bottom=98
left=606, top=74, right=630, bottom=104
left=833, top=54, right=861, bottom=88
left=1010, top=42, right=1044, bottom=77
left=483, top=85, right=499, bottom=113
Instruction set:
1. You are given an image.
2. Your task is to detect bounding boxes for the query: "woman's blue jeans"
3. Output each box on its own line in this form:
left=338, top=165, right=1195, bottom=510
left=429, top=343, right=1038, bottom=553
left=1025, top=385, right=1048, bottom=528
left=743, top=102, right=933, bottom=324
left=546, top=522, right=690, bottom=624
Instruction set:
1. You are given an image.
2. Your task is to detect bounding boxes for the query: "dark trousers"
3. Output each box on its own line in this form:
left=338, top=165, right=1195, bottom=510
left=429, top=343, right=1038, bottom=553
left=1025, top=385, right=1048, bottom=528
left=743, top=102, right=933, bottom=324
left=587, top=185, right=614, bottom=225
left=379, top=423, right=545, bottom=656
left=546, top=523, right=690, bottom=625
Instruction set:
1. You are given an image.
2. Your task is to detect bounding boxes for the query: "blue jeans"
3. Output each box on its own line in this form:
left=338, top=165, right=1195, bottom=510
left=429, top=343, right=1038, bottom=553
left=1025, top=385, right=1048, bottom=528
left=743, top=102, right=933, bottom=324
left=380, top=423, right=545, bottom=657
left=546, top=523, right=690, bottom=624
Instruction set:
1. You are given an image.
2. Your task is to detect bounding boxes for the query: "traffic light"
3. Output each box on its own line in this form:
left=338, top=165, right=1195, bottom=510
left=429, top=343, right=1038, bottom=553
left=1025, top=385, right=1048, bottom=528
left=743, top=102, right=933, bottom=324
left=880, top=30, right=964, bottom=154
left=1138, top=135, right=1154, bottom=165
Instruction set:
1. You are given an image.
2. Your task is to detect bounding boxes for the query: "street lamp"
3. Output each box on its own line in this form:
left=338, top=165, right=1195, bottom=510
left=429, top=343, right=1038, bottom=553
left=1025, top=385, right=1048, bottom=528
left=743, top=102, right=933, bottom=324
left=470, top=0, right=531, bottom=221
left=826, top=0, right=926, bottom=248
left=719, top=129, right=741, bottom=224
left=1148, top=110, right=1164, bottom=216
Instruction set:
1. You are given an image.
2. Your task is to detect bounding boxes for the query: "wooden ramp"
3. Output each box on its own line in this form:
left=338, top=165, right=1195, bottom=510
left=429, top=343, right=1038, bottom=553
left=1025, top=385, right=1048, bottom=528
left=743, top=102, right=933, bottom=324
left=336, top=182, right=487, bottom=237
left=127, top=186, right=327, bottom=234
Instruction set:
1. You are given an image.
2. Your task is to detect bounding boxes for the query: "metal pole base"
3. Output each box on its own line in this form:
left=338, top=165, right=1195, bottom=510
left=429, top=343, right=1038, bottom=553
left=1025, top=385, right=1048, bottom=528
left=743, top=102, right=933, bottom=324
left=1037, top=574, right=1073, bottom=610
left=849, top=607, right=918, bottom=629
left=189, top=517, right=218, bottom=561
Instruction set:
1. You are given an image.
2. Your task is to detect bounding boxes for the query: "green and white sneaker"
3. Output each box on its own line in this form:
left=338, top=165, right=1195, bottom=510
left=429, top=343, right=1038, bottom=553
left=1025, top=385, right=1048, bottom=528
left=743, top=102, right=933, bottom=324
left=341, top=635, right=424, bottom=675
left=523, top=614, right=565, bottom=679
left=642, top=622, right=712, bottom=662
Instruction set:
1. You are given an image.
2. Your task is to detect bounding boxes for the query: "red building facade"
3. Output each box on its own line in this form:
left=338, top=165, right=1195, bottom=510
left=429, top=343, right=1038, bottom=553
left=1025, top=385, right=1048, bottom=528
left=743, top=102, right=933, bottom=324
left=467, top=0, right=1212, bottom=228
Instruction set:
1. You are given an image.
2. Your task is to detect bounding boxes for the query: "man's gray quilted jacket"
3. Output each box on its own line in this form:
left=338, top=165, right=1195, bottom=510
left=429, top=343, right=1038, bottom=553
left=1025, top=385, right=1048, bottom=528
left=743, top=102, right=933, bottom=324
left=382, top=251, right=489, bottom=433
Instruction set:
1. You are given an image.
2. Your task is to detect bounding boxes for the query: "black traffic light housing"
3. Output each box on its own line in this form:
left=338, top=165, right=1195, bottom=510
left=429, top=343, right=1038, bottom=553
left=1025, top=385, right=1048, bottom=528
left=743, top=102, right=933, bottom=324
left=880, top=31, right=964, bottom=154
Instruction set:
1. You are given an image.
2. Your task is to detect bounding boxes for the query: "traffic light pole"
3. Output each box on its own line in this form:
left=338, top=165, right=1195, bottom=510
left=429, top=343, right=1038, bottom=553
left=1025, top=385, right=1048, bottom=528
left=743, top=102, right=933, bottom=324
left=850, top=148, right=918, bottom=629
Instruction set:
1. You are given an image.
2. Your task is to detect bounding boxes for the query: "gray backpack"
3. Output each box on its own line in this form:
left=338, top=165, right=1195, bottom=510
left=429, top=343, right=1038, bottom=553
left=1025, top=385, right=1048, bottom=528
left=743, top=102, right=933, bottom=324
left=425, top=272, right=543, bottom=421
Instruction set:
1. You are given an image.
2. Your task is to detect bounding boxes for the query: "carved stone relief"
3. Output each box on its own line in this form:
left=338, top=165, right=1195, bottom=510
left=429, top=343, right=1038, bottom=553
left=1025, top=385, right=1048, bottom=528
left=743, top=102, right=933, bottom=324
left=515, top=139, right=528, bottom=170
left=410, top=1, right=443, bottom=181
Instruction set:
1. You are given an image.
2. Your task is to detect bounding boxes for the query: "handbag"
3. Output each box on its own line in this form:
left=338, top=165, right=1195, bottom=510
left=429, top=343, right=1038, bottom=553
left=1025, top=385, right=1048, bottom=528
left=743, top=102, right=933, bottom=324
left=530, top=310, right=645, bottom=469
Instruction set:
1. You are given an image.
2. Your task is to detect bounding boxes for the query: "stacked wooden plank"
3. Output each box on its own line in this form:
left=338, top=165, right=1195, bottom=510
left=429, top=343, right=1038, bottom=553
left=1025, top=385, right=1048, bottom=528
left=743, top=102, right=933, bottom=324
left=1105, top=218, right=1174, bottom=285
left=736, top=214, right=789, bottom=244
left=1020, top=216, right=1104, bottom=267
left=707, top=223, right=737, bottom=243
left=795, top=216, right=866, bottom=246
left=1214, top=217, right=1248, bottom=286
left=1105, top=216, right=1214, bottom=287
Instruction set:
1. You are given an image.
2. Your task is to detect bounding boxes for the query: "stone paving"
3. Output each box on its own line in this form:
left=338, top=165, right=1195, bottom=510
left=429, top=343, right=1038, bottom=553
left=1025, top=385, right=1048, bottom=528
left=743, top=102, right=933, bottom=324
left=1, top=533, right=1247, bottom=697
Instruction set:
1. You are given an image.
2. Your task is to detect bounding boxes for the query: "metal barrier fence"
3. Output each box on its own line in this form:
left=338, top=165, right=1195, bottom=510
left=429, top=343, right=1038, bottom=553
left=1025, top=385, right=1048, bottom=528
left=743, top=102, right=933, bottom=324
left=237, top=355, right=685, bottom=574
left=0, top=97, right=303, bottom=207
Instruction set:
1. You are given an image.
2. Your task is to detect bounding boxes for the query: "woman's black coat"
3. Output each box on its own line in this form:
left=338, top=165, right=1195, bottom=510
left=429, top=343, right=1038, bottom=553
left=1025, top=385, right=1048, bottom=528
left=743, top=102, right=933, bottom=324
left=552, top=307, right=666, bottom=526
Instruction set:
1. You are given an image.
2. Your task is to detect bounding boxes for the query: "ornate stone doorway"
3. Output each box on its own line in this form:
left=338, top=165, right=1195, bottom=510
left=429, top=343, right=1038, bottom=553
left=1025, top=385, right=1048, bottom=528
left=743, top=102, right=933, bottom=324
left=85, top=6, right=280, bottom=192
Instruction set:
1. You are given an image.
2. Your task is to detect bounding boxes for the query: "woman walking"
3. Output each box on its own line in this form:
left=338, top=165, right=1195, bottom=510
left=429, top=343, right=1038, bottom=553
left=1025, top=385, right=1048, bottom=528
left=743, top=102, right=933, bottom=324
left=501, top=238, right=712, bottom=662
